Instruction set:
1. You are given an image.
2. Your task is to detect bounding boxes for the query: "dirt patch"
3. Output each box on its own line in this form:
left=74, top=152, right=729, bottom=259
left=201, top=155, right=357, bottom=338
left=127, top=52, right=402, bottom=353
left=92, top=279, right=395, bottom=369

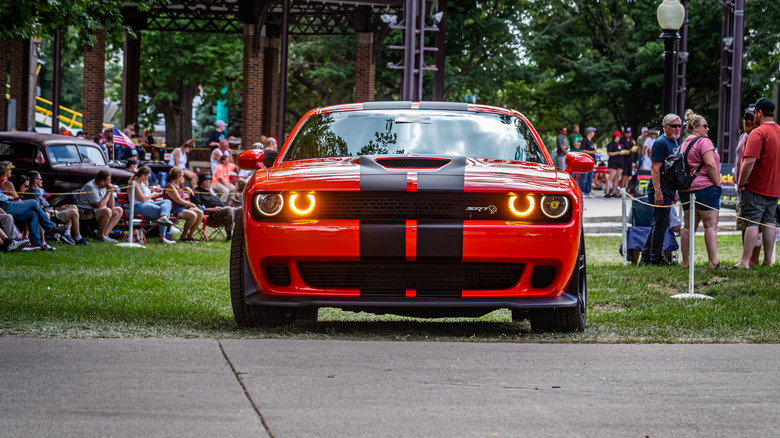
left=592, top=303, right=623, bottom=311
left=648, top=282, right=680, bottom=295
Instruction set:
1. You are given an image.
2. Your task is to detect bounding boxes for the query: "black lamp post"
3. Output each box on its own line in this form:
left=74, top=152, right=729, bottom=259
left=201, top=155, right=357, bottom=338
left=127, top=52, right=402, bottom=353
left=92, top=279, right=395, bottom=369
left=657, top=0, right=685, bottom=116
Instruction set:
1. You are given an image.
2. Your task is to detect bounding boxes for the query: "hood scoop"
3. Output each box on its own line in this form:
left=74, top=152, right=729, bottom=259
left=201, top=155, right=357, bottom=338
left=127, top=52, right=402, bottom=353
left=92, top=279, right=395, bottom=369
left=375, top=157, right=452, bottom=169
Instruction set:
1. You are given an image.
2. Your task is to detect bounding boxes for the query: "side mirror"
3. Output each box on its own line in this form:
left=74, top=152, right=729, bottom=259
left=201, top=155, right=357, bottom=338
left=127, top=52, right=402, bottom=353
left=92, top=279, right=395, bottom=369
left=237, top=149, right=266, bottom=170
left=564, top=152, right=595, bottom=174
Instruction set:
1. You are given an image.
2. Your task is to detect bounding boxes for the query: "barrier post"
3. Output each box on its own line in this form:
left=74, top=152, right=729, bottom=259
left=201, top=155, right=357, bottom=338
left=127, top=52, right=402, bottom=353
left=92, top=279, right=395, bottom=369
left=117, top=181, right=145, bottom=248
left=621, top=188, right=628, bottom=266
left=672, top=193, right=711, bottom=300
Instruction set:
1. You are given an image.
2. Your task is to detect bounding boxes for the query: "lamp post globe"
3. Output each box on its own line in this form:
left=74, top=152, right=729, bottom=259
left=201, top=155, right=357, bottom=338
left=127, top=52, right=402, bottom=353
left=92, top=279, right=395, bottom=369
left=657, top=0, right=686, bottom=117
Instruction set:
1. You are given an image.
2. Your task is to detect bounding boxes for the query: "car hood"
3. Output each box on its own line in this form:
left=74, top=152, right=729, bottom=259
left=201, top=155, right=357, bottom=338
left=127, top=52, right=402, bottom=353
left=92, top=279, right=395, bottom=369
left=256, top=156, right=571, bottom=193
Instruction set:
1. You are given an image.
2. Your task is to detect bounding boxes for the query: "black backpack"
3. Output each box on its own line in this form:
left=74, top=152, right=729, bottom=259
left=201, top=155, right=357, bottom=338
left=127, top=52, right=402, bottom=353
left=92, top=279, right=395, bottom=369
left=662, top=136, right=704, bottom=191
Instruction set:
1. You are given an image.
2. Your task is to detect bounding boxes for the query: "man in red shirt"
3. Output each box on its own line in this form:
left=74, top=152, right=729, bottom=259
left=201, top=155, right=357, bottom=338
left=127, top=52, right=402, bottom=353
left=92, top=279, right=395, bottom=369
left=735, top=98, right=780, bottom=268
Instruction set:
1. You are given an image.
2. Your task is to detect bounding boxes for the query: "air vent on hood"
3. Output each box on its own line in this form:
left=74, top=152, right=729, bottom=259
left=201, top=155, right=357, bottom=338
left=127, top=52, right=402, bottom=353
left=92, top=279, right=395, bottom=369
left=375, top=157, right=452, bottom=169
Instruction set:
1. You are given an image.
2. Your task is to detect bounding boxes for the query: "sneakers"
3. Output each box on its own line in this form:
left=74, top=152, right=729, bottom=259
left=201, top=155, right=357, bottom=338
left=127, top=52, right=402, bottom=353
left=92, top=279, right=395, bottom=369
left=101, top=236, right=117, bottom=243
left=5, top=239, right=30, bottom=252
left=41, top=242, right=56, bottom=251
left=60, top=234, right=76, bottom=245
left=154, top=216, right=174, bottom=227
left=75, top=237, right=92, bottom=246
left=22, top=245, right=41, bottom=251
left=159, top=238, right=176, bottom=244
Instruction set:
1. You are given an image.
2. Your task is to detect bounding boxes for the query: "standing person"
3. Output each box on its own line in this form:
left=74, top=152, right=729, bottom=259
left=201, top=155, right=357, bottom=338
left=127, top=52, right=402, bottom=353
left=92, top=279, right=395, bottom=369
left=207, top=120, right=229, bottom=150
left=164, top=167, right=204, bottom=242
left=733, top=106, right=761, bottom=265
left=678, top=110, right=723, bottom=269
left=579, top=127, right=597, bottom=198
left=605, top=131, right=625, bottom=198
left=264, top=137, right=278, bottom=151
left=619, top=127, right=637, bottom=190
left=555, top=127, right=568, bottom=170
left=735, top=98, right=780, bottom=269
left=75, top=170, right=123, bottom=243
left=568, top=125, right=582, bottom=153
left=169, top=139, right=198, bottom=188
left=641, top=129, right=657, bottom=171
left=640, top=113, right=683, bottom=265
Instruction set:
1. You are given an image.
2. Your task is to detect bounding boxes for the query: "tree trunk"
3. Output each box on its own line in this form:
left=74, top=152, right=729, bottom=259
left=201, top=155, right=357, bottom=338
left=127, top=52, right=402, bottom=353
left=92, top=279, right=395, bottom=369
left=157, top=82, right=199, bottom=148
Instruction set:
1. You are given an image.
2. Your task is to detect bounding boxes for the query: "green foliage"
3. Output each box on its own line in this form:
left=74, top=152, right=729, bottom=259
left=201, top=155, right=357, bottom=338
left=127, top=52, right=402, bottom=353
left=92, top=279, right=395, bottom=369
left=139, top=30, right=243, bottom=146
left=37, top=27, right=84, bottom=113
left=0, top=0, right=155, bottom=44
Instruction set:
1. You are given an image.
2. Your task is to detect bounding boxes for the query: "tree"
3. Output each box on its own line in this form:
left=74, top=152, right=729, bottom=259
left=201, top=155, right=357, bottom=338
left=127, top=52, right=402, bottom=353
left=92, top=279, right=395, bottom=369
left=0, top=0, right=155, bottom=44
left=139, top=30, right=243, bottom=147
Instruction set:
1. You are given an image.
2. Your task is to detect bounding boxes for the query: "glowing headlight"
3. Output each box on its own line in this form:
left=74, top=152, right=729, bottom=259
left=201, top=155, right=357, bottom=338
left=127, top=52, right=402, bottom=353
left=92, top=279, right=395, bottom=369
left=289, top=193, right=316, bottom=215
left=254, top=193, right=284, bottom=216
left=508, top=194, right=535, bottom=217
left=540, top=195, right=569, bottom=219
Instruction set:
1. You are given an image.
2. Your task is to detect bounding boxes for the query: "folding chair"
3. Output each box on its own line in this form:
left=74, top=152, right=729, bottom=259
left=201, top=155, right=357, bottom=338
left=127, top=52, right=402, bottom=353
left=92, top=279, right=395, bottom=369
left=620, top=196, right=679, bottom=264
left=116, top=192, right=149, bottom=243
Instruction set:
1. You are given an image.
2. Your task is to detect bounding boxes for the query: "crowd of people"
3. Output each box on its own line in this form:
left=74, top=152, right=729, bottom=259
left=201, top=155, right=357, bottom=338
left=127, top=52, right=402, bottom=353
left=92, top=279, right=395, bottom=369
left=557, top=97, right=778, bottom=269
left=0, top=119, right=281, bottom=251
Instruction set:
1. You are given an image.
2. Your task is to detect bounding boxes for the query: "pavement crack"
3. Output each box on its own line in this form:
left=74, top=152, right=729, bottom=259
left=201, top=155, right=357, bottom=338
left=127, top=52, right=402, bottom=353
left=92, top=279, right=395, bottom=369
left=217, top=339, right=274, bottom=438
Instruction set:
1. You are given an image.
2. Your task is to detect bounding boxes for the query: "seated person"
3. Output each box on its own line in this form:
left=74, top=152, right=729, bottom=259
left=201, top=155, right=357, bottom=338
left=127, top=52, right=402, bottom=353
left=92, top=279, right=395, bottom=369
left=192, top=173, right=240, bottom=241
left=0, top=187, right=57, bottom=251
left=212, top=154, right=238, bottom=206
left=0, top=161, right=20, bottom=200
left=113, top=142, right=138, bottom=162
left=127, top=166, right=175, bottom=244
left=164, top=167, right=204, bottom=242
left=124, top=158, right=139, bottom=173
left=169, top=139, right=198, bottom=188
left=27, top=171, right=89, bottom=246
left=13, top=175, right=55, bottom=251
left=75, top=170, right=123, bottom=243
left=0, top=208, right=29, bottom=251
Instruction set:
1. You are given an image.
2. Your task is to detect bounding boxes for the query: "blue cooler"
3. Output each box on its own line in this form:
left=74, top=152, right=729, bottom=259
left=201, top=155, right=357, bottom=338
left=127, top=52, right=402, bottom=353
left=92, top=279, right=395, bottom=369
left=157, top=172, right=167, bottom=187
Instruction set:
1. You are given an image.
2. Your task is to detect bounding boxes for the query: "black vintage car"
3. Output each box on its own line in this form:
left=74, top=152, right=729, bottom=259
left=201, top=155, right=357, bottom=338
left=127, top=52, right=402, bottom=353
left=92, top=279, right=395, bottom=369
left=0, top=132, right=132, bottom=196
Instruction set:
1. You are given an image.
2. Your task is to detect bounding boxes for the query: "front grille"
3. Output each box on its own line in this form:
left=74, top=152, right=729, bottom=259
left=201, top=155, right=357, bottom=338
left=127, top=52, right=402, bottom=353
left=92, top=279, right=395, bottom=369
left=375, top=157, right=451, bottom=169
left=298, top=262, right=524, bottom=291
left=531, top=266, right=556, bottom=288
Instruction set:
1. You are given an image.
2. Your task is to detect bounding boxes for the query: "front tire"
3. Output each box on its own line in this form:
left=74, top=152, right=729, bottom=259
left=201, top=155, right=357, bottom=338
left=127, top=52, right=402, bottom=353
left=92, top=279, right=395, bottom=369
left=529, top=230, right=587, bottom=332
left=230, top=214, right=297, bottom=327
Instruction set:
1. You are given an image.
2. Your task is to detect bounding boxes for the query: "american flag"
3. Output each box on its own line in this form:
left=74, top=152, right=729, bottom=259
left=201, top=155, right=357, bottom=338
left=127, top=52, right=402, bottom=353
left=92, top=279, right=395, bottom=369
left=112, top=127, right=137, bottom=150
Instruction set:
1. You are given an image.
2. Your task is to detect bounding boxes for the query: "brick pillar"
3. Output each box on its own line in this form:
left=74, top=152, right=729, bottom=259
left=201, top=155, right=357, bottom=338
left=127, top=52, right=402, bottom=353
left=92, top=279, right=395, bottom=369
left=242, top=24, right=264, bottom=148
left=0, top=38, right=7, bottom=130
left=121, top=31, right=141, bottom=129
left=355, top=32, right=375, bottom=103
left=82, top=28, right=106, bottom=138
left=9, top=37, right=30, bottom=130
left=262, top=37, right=280, bottom=139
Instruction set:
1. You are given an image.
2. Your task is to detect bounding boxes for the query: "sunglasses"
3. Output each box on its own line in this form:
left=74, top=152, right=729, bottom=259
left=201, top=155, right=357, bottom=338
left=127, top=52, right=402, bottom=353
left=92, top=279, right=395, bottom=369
left=699, top=124, right=709, bottom=130
left=667, top=124, right=682, bottom=129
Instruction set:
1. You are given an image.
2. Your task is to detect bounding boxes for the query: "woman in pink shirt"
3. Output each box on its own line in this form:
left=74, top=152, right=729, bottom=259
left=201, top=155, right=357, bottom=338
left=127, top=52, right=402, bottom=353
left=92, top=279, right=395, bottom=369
left=678, top=109, right=723, bottom=269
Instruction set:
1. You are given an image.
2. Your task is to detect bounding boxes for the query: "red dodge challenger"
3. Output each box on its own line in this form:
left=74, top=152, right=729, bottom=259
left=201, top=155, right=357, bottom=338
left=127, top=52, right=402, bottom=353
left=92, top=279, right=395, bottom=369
left=231, top=101, right=594, bottom=332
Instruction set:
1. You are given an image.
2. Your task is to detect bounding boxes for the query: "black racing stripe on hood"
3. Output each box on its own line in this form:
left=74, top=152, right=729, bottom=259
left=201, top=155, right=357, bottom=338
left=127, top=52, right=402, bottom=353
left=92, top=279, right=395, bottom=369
left=416, top=156, right=467, bottom=191
left=359, top=156, right=407, bottom=191
left=359, top=220, right=406, bottom=261
left=417, top=220, right=464, bottom=262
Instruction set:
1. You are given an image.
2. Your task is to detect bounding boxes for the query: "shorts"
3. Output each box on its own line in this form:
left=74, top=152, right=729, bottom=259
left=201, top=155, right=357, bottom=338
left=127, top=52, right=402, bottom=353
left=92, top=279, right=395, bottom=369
left=607, top=160, right=622, bottom=170
left=622, top=159, right=633, bottom=176
left=679, top=185, right=722, bottom=212
left=54, top=209, right=71, bottom=222
left=737, top=190, right=779, bottom=228
left=172, top=206, right=190, bottom=216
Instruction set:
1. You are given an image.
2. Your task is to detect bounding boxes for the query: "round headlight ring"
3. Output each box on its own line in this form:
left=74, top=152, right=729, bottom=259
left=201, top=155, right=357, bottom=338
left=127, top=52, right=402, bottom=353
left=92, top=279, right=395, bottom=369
left=254, top=193, right=284, bottom=216
left=289, top=193, right=316, bottom=215
left=540, top=195, right=569, bottom=219
left=508, top=194, right=535, bottom=217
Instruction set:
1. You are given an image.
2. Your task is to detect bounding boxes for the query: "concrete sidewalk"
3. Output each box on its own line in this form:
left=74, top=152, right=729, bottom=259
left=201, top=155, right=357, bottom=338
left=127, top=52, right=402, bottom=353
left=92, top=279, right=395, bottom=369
left=2, top=337, right=779, bottom=437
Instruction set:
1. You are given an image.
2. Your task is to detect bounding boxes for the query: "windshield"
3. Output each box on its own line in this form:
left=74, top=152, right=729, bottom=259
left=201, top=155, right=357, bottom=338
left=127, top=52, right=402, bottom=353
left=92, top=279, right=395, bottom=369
left=283, top=110, right=547, bottom=164
left=48, top=144, right=107, bottom=166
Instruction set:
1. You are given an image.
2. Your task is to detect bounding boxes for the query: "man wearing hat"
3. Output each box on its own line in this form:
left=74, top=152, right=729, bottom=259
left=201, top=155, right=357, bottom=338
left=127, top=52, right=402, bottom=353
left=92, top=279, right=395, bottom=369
left=735, top=98, right=780, bottom=269
left=124, top=158, right=139, bottom=173
left=191, top=173, right=240, bottom=241
left=207, top=120, right=229, bottom=151
left=578, top=127, right=597, bottom=197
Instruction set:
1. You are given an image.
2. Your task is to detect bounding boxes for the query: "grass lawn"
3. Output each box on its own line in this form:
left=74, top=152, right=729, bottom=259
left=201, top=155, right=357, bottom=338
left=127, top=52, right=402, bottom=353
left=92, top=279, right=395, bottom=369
left=1, top=234, right=778, bottom=342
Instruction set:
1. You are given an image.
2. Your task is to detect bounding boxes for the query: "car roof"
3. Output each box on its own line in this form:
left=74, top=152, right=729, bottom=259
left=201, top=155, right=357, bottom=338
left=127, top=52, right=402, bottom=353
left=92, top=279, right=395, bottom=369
left=314, top=101, right=525, bottom=119
left=0, top=131, right=101, bottom=148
